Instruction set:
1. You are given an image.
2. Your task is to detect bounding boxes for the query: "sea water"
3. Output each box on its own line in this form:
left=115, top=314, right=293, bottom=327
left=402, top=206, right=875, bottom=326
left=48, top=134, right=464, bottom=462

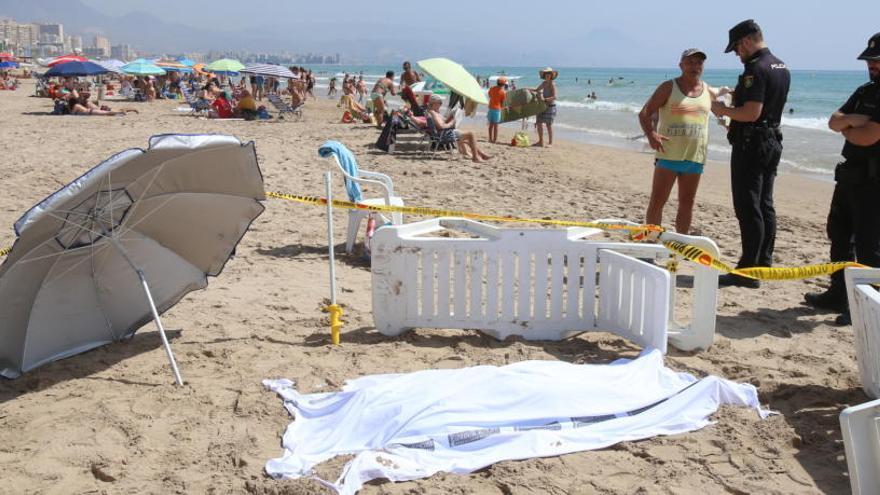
left=307, top=65, right=871, bottom=179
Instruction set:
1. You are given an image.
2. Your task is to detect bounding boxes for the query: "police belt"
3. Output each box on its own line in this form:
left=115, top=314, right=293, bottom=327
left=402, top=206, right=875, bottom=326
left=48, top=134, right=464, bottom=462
left=835, top=157, right=880, bottom=182
left=728, top=121, right=782, bottom=144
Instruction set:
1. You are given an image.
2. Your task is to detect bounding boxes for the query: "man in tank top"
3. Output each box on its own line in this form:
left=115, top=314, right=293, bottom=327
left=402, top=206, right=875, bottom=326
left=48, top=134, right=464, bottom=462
left=638, top=48, right=721, bottom=234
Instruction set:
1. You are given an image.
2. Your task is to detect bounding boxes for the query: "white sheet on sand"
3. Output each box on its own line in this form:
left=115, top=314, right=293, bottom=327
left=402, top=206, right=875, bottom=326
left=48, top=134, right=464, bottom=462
left=263, top=349, right=770, bottom=494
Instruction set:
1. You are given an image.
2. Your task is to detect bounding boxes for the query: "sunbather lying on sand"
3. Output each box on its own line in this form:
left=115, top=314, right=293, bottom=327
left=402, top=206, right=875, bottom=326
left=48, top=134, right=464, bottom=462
left=67, top=93, right=138, bottom=116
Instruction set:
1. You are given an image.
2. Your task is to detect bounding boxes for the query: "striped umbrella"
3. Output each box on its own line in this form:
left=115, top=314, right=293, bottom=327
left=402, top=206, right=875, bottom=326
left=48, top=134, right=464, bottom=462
left=240, top=63, right=295, bottom=79
left=94, top=60, right=124, bottom=74
left=47, top=54, right=88, bottom=67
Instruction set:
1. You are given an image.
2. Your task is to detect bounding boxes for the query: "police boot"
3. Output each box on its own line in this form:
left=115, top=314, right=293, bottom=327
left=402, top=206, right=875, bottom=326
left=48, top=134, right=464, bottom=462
left=804, top=290, right=848, bottom=313
left=834, top=311, right=852, bottom=326
left=718, top=273, right=760, bottom=289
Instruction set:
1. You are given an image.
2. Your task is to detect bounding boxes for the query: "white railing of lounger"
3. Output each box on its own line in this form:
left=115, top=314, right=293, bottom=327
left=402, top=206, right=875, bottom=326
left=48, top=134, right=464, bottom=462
left=371, top=218, right=720, bottom=352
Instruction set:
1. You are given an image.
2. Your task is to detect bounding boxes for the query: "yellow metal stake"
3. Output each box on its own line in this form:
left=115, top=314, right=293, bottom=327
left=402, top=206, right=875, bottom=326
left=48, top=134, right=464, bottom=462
left=327, top=304, right=343, bottom=345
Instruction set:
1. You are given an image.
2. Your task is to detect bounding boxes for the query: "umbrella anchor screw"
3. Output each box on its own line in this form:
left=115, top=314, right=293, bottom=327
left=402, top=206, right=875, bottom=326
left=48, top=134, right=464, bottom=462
left=112, top=238, right=184, bottom=386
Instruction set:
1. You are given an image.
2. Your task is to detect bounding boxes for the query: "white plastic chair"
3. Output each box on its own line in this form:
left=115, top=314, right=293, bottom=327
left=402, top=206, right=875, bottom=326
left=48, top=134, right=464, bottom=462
left=326, top=153, right=404, bottom=253
left=840, top=267, right=880, bottom=494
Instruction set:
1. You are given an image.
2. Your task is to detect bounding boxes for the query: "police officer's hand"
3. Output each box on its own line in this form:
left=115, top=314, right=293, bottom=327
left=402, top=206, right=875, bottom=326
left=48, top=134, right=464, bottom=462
left=647, top=131, right=669, bottom=152
left=710, top=100, right=729, bottom=117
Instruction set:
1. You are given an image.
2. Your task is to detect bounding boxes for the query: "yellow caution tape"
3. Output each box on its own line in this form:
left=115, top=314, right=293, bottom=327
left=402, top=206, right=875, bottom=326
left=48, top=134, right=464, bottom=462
left=661, top=239, right=865, bottom=281
left=0, top=193, right=865, bottom=283
left=269, top=191, right=865, bottom=282
left=266, top=191, right=664, bottom=233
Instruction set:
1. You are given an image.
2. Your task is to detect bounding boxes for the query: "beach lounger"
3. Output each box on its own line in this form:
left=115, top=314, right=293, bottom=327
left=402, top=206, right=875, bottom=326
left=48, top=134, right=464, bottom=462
left=839, top=268, right=880, bottom=495
left=179, top=84, right=210, bottom=116
left=370, top=218, right=721, bottom=351
left=319, top=141, right=403, bottom=253
left=267, top=94, right=303, bottom=121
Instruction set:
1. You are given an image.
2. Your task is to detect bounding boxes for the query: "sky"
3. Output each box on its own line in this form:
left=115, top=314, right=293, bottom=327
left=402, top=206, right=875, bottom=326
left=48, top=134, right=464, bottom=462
left=78, top=0, right=877, bottom=70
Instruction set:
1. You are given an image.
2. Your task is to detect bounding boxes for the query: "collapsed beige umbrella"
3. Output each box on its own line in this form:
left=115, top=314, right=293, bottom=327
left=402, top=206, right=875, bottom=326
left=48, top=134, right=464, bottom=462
left=0, top=134, right=265, bottom=385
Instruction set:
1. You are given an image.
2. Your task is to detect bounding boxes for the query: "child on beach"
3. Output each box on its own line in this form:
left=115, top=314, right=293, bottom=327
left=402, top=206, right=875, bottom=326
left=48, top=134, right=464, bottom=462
left=487, top=76, right=507, bottom=143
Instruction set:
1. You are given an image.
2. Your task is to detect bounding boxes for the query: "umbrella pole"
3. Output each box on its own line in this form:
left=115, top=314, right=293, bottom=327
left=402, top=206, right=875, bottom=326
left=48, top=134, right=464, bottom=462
left=325, top=171, right=342, bottom=345
left=112, top=239, right=185, bottom=386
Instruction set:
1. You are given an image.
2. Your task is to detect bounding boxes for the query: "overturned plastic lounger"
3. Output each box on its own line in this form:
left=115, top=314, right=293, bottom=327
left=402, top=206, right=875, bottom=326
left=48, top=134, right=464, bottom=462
left=371, top=218, right=720, bottom=352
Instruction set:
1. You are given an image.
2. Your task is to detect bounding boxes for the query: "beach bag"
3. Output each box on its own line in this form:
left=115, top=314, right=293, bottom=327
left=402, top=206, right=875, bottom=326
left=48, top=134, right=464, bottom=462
left=52, top=99, right=69, bottom=115
left=511, top=131, right=530, bottom=147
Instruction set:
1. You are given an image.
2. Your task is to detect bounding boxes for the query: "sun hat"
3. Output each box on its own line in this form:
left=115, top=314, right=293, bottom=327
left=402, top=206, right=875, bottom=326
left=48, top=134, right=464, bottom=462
left=539, top=67, right=558, bottom=80
left=858, top=32, right=880, bottom=61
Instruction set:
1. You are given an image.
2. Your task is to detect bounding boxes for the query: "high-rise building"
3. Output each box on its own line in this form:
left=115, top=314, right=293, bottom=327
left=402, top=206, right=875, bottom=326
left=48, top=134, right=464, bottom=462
left=38, top=23, right=63, bottom=43
left=93, top=35, right=110, bottom=57
left=0, top=18, right=39, bottom=55
left=110, top=44, right=135, bottom=61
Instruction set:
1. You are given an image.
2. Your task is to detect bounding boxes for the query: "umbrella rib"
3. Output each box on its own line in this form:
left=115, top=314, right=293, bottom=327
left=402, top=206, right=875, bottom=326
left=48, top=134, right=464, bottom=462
left=39, top=242, right=111, bottom=289
left=116, top=162, right=166, bottom=233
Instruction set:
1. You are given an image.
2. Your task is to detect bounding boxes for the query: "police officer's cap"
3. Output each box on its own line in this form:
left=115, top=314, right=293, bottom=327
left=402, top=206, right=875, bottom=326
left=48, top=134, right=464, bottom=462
left=725, top=19, right=761, bottom=53
left=857, top=32, right=880, bottom=61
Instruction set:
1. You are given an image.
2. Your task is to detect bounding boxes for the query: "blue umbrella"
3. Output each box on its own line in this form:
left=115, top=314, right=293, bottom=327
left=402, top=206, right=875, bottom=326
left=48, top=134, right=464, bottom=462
left=44, top=61, right=109, bottom=77
left=0, top=61, right=19, bottom=69
left=121, top=59, right=166, bottom=76
left=177, top=58, right=195, bottom=67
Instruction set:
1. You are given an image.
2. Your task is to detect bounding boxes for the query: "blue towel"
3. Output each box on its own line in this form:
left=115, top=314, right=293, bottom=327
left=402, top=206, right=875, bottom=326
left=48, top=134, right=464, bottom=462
left=318, top=140, right=362, bottom=202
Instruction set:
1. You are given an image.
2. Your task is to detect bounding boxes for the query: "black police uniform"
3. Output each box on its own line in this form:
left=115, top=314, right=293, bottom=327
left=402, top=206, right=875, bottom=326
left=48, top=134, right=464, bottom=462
left=728, top=48, right=790, bottom=270
left=824, top=81, right=880, bottom=299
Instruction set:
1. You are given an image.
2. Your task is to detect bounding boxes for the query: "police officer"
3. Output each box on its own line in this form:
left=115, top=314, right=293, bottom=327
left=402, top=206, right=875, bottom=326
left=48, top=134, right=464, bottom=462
left=804, top=33, right=880, bottom=325
left=712, top=20, right=790, bottom=288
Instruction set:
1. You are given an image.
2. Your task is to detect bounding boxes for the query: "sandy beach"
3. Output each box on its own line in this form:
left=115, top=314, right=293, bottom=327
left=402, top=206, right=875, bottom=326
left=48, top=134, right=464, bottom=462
left=0, top=80, right=863, bottom=494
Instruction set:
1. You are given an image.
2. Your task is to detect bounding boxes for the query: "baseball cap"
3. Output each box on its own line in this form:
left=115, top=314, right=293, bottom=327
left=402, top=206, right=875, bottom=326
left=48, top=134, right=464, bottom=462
left=681, top=48, right=707, bottom=60
left=497, top=76, right=508, bottom=85
left=858, top=32, right=880, bottom=61
left=725, top=19, right=761, bottom=53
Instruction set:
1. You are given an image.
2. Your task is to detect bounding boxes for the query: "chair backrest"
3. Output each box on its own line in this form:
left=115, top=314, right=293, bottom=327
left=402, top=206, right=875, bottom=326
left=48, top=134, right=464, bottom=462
left=846, top=267, right=880, bottom=399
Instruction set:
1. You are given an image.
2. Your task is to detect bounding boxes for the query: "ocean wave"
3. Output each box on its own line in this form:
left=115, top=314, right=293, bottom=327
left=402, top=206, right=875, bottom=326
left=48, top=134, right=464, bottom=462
left=553, top=122, right=639, bottom=140
left=555, top=99, right=642, bottom=114
left=781, top=116, right=833, bottom=132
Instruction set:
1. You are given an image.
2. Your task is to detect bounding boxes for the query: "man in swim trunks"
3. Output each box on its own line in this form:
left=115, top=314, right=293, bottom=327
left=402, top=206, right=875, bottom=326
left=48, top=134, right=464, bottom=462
left=638, top=48, right=720, bottom=235
left=370, top=71, right=396, bottom=125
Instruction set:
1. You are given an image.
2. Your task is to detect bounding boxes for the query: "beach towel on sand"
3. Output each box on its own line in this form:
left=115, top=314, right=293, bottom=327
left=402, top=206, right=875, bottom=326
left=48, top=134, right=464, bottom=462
left=263, top=349, right=770, bottom=494
left=318, top=141, right=362, bottom=202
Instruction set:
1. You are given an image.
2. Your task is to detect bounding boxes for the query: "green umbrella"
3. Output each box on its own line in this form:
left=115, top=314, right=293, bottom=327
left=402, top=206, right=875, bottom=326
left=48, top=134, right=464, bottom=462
left=417, top=58, right=488, bottom=105
left=205, top=58, right=245, bottom=75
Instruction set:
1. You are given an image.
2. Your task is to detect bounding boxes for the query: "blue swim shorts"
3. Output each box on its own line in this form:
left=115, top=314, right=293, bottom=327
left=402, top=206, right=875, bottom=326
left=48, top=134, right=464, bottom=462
left=487, top=108, right=502, bottom=124
left=655, top=159, right=704, bottom=175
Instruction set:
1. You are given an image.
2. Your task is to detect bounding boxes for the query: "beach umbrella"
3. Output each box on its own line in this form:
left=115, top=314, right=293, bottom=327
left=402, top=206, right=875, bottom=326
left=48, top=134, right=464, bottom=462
left=177, top=58, right=195, bottom=67
left=205, top=58, right=245, bottom=75
left=0, top=52, right=16, bottom=61
left=47, top=54, right=88, bottom=67
left=121, top=59, right=166, bottom=76
left=44, top=60, right=109, bottom=78
left=0, top=61, right=19, bottom=69
left=155, top=60, right=193, bottom=73
left=241, top=63, right=295, bottom=79
left=0, top=134, right=266, bottom=385
left=93, top=60, right=123, bottom=75
left=416, top=58, right=488, bottom=105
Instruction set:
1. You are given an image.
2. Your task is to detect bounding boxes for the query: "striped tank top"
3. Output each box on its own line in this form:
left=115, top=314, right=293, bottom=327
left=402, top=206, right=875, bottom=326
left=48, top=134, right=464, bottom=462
left=656, top=80, right=711, bottom=164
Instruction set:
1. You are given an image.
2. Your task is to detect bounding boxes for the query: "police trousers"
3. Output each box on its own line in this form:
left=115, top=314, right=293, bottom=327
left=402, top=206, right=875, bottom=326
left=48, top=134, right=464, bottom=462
left=730, top=130, right=782, bottom=268
left=826, top=164, right=880, bottom=296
